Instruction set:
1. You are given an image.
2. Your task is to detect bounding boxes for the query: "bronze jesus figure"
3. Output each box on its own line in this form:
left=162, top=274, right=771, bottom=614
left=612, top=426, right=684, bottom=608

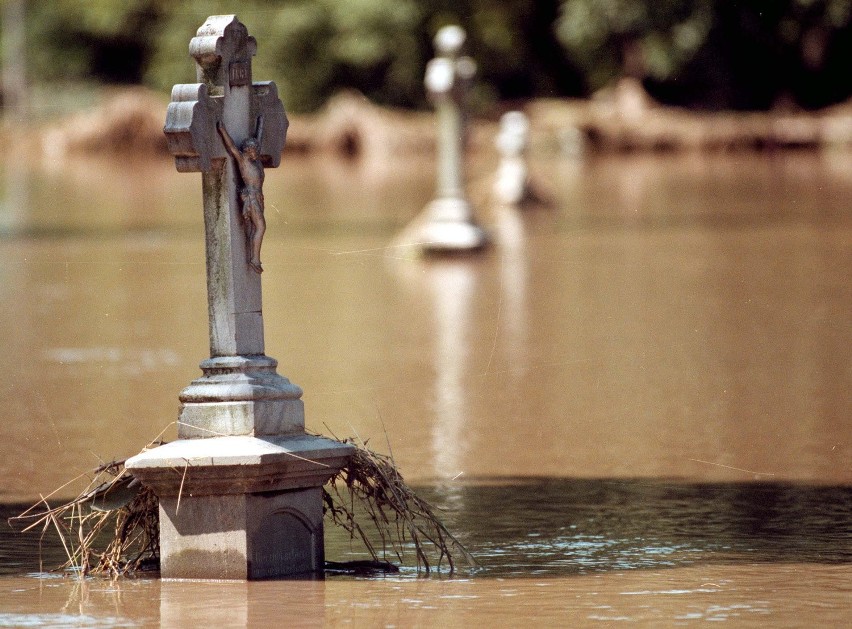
left=217, top=116, right=266, bottom=274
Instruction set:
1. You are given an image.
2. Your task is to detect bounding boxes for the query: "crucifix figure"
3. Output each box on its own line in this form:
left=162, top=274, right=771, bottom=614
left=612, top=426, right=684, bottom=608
left=217, top=115, right=266, bottom=273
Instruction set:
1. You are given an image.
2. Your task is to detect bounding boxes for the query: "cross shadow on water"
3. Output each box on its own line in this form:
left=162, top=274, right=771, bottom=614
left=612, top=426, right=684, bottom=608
left=3, top=479, right=851, bottom=579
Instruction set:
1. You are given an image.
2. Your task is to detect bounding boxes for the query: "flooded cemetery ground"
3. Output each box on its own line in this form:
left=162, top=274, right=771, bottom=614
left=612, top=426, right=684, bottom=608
left=0, top=148, right=850, bottom=625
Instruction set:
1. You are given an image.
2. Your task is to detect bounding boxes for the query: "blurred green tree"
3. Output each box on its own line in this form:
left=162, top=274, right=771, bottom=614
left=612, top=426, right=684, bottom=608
left=17, top=0, right=580, bottom=112
left=554, top=0, right=714, bottom=89
left=145, top=0, right=427, bottom=112
left=554, top=0, right=852, bottom=110
left=27, top=0, right=160, bottom=85
left=10, top=0, right=852, bottom=113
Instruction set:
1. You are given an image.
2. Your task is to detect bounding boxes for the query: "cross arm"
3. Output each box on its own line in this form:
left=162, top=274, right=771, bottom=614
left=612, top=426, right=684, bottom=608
left=164, top=83, right=225, bottom=172
left=252, top=81, right=287, bottom=168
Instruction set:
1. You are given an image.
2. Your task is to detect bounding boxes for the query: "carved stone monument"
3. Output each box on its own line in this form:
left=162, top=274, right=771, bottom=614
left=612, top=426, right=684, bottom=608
left=125, top=15, right=352, bottom=580
left=493, top=111, right=531, bottom=206
left=410, top=25, right=488, bottom=252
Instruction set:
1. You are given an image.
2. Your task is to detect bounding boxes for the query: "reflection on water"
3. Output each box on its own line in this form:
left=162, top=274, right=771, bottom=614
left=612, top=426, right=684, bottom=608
left=394, top=259, right=481, bottom=480
left=2, top=477, right=851, bottom=625
left=0, top=150, right=850, bottom=624
left=417, top=479, right=852, bottom=576
left=492, top=204, right=530, bottom=379
left=2, top=565, right=849, bottom=626
left=8, top=479, right=848, bottom=578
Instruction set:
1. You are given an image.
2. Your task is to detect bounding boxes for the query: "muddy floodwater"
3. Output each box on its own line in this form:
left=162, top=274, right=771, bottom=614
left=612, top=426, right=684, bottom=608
left=0, top=149, right=850, bottom=626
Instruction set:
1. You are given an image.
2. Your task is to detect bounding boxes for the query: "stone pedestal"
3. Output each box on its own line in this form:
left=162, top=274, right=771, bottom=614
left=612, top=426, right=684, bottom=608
left=177, top=355, right=304, bottom=438
left=159, top=489, right=322, bottom=580
left=416, top=198, right=488, bottom=251
left=127, top=434, right=351, bottom=579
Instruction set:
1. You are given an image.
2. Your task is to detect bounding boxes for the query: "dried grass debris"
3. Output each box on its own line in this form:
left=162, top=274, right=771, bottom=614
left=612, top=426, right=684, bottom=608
left=11, top=460, right=159, bottom=578
left=323, top=437, right=476, bottom=574
left=11, top=437, right=475, bottom=577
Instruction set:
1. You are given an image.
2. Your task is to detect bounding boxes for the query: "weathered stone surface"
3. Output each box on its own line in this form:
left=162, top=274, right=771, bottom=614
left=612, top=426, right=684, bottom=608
left=162, top=14, right=288, bottom=358
left=177, top=398, right=305, bottom=438
left=125, top=434, right=353, bottom=495
left=164, top=83, right=225, bottom=172
left=176, top=355, right=304, bottom=437
left=157, top=488, right=323, bottom=579
left=179, top=355, right=301, bottom=401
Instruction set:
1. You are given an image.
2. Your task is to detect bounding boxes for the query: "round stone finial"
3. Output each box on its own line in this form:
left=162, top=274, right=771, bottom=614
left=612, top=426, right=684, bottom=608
left=434, top=25, right=466, bottom=55
left=425, top=58, right=455, bottom=93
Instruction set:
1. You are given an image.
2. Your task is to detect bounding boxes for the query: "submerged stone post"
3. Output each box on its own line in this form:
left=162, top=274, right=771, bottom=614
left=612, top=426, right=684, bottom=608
left=414, top=25, right=488, bottom=252
left=126, top=15, right=352, bottom=580
left=493, top=111, right=531, bottom=206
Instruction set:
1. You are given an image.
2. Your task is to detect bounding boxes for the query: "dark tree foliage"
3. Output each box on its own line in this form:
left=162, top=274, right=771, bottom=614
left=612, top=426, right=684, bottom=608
left=426, top=0, right=583, bottom=102
left=556, top=0, right=852, bottom=110
left=11, top=0, right=852, bottom=113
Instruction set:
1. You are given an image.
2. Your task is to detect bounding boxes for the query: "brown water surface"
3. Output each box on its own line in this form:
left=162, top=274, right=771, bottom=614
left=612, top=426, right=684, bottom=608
left=0, top=150, right=849, bottom=625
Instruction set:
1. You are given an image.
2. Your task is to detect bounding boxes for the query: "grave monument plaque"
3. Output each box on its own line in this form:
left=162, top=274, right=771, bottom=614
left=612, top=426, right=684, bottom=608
left=126, top=15, right=352, bottom=580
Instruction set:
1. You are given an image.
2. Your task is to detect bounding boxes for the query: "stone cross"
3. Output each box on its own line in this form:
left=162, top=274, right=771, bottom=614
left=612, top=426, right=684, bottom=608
left=164, top=14, right=286, bottom=358
left=127, top=16, right=353, bottom=580
left=413, top=25, right=488, bottom=252
left=426, top=25, right=475, bottom=203
left=163, top=15, right=302, bottom=442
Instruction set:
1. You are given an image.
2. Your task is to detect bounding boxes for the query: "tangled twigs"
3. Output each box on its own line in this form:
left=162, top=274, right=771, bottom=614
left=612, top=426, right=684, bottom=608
left=10, top=461, right=159, bottom=577
left=12, top=436, right=474, bottom=576
left=322, top=438, right=476, bottom=574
